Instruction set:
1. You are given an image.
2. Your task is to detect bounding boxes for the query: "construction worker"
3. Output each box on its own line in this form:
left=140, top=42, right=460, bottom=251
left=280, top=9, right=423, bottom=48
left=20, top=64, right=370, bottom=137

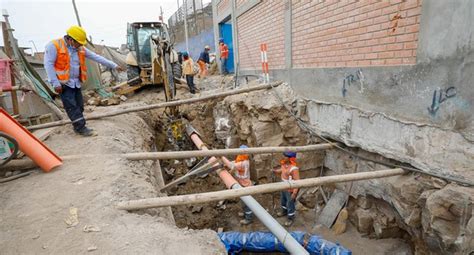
left=197, top=45, right=210, bottom=78
left=273, top=151, right=300, bottom=226
left=218, top=38, right=229, bottom=75
left=181, top=52, right=196, bottom=94
left=229, top=145, right=253, bottom=225
left=44, top=26, right=122, bottom=136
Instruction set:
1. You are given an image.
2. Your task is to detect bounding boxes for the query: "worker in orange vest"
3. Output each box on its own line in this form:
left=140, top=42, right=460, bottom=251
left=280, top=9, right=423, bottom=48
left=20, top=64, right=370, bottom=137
left=197, top=45, right=210, bottom=79
left=218, top=38, right=229, bottom=75
left=44, top=26, right=123, bottom=136
left=273, top=151, right=300, bottom=226
left=229, top=145, right=253, bottom=225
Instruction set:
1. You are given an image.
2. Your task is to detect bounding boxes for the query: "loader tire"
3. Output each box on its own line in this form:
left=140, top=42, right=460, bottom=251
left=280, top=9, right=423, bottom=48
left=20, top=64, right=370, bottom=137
left=172, top=62, right=182, bottom=79
left=127, top=65, right=141, bottom=86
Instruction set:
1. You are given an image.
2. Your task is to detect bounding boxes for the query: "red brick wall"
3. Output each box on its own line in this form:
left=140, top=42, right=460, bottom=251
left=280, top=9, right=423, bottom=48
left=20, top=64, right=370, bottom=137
left=237, top=1, right=286, bottom=70
left=217, top=0, right=230, bottom=17
left=236, top=0, right=247, bottom=8
left=292, top=0, right=422, bottom=68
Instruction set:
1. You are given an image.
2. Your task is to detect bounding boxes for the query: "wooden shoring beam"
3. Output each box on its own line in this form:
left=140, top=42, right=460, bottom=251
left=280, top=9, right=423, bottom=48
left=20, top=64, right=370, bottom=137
left=117, top=168, right=406, bottom=210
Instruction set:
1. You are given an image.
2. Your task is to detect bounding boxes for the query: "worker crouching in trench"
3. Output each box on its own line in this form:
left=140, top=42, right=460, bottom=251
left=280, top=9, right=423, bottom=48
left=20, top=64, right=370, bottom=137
left=273, top=151, right=300, bottom=227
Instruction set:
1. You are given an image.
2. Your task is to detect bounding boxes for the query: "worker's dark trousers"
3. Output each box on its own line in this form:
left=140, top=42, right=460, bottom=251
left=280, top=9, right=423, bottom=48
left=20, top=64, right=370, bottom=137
left=242, top=201, right=253, bottom=220
left=220, top=58, right=228, bottom=75
left=280, top=191, right=296, bottom=219
left=60, top=85, right=86, bottom=132
left=186, top=75, right=195, bottom=94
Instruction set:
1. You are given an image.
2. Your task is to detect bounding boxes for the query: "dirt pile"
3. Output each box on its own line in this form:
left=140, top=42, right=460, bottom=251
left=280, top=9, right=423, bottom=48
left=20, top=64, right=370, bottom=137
left=0, top=96, right=225, bottom=254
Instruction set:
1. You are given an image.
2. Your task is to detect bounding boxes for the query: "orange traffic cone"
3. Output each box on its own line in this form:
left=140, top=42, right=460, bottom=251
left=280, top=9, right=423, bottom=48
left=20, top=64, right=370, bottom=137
left=0, top=108, right=62, bottom=172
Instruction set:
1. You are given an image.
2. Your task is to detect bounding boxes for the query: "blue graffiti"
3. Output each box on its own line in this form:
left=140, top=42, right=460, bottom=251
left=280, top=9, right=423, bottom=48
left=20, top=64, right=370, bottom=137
left=427, top=86, right=457, bottom=115
left=342, top=69, right=364, bottom=97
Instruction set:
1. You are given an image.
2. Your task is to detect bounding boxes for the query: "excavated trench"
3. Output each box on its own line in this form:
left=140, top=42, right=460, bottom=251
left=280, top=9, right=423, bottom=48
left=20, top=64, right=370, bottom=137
left=131, top=83, right=471, bottom=254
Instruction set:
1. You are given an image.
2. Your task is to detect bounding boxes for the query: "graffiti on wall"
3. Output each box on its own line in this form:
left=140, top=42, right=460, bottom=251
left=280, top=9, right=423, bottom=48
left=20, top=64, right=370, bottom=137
left=342, top=69, right=365, bottom=97
left=427, top=87, right=457, bottom=115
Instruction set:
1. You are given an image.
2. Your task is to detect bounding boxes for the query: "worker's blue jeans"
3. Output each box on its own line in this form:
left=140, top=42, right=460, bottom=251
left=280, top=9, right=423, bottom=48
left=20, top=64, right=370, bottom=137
left=185, top=75, right=195, bottom=94
left=60, top=86, right=86, bottom=132
left=280, top=191, right=296, bottom=219
left=220, top=58, right=228, bottom=75
left=242, top=201, right=253, bottom=220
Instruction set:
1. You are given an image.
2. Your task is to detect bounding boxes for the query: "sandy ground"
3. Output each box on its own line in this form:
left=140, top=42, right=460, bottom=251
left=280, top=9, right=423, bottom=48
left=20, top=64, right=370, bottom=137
left=1, top=77, right=412, bottom=254
left=0, top=86, right=225, bottom=254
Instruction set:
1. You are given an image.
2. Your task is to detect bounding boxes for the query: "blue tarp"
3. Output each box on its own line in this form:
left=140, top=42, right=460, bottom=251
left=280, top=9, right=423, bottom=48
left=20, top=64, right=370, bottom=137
left=218, top=231, right=351, bottom=255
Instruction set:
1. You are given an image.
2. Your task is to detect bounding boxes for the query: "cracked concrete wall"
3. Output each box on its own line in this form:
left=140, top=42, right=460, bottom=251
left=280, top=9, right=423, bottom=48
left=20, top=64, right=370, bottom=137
left=239, top=0, right=474, bottom=180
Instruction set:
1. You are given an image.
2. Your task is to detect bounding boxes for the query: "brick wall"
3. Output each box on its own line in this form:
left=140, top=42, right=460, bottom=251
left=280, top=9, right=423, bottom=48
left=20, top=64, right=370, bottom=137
left=292, top=0, right=422, bottom=68
left=237, top=0, right=286, bottom=70
left=217, top=0, right=230, bottom=17
left=236, top=0, right=247, bottom=8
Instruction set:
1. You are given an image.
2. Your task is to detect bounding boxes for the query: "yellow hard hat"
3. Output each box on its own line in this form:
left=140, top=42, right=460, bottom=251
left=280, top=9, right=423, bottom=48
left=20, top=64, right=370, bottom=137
left=66, top=25, right=87, bottom=45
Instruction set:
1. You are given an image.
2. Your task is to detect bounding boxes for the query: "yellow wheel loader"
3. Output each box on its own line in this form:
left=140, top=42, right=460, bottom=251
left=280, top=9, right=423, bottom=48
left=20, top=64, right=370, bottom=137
left=120, top=22, right=182, bottom=102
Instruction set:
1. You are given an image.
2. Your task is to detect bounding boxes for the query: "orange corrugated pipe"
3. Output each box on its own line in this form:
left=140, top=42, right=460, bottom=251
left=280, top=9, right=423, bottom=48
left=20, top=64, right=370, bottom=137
left=189, top=133, right=237, bottom=188
left=0, top=108, right=62, bottom=172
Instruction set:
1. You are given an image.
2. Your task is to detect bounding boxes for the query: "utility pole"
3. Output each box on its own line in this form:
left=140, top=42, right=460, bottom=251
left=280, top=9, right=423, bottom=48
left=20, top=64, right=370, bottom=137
left=183, top=0, right=189, bottom=52
left=1, top=10, right=19, bottom=115
left=160, top=6, right=163, bottom=22
left=192, top=0, right=197, bottom=34
left=201, top=0, right=205, bottom=31
left=72, top=0, right=82, bottom=26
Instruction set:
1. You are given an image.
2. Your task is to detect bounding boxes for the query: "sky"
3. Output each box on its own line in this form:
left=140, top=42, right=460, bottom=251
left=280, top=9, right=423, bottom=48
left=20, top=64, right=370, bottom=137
left=0, top=0, right=210, bottom=53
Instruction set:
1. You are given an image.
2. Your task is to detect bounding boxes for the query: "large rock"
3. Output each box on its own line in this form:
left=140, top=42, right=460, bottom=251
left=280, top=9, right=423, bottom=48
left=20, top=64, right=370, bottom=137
left=422, top=184, right=474, bottom=252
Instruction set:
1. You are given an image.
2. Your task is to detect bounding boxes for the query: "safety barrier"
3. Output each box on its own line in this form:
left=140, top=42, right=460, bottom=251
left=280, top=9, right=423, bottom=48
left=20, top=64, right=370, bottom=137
left=260, top=43, right=269, bottom=83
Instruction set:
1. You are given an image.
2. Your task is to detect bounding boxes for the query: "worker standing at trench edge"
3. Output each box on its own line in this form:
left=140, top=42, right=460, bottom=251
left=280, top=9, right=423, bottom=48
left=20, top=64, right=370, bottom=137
left=44, top=26, right=123, bottom=136
left=197, top=45, right=210, bottom=79
left=219, top=38, right=229, bottom=75
left=229, top=145, right=253, bottom=225
left=181, top=52, right=196, bottom=94
left=273, top=151, right=300, bottom=227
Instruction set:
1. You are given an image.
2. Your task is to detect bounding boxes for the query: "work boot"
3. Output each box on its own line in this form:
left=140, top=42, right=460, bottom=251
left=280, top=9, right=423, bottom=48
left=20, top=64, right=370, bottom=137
left=76, top=127, right=97, bottom=137
left=240, top=218, right=252, bottom=225
left=284, top=218, right=294, bottom=227
left=238, top=212, right=245, bottom=217
left=276, top=210, right=287, bottom=218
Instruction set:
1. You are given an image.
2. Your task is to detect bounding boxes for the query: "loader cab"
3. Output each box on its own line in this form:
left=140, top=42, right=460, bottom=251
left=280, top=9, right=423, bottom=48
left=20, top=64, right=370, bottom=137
left=126, top=22, right=169, bottom=67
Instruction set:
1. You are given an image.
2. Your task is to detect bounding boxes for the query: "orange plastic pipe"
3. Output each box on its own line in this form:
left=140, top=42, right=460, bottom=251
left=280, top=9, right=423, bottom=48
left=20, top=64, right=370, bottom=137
left=0, top=108, right=62, bottom=172
left=189, top=133, right=237, bottom=189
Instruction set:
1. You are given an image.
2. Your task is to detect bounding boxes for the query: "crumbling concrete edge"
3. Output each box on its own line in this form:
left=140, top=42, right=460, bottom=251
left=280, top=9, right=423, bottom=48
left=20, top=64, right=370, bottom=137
left=303, top=99, right=474, bottom=181
left=302, top=96, right=473, bottom=143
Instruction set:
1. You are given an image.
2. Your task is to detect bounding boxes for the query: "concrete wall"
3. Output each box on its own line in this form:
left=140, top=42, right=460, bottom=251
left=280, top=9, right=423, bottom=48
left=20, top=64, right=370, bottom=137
left=214, top=0, right=474, bottom=180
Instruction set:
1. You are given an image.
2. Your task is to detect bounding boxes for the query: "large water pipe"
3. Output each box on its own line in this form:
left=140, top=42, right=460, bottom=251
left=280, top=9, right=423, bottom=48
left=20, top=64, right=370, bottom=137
left=185, top=125, right=309, bottom=255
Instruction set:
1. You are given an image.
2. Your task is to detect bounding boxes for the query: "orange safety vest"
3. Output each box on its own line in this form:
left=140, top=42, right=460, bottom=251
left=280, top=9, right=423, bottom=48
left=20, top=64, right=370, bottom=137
left=233, top=155, right=251, bottom=187
left=280, top=163, right=299, bottom=192
left=52, top=38, right=87, bottom=84
left=220, top=44, right=229, bottom=59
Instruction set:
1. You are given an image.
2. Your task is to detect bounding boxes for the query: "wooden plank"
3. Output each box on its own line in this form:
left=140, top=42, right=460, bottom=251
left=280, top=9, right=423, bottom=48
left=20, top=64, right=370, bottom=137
left=316, top=189, right=349, bottom=228
left=116, top=168, right=405, bottom=210
left=27, top=82, right=283, bottom=131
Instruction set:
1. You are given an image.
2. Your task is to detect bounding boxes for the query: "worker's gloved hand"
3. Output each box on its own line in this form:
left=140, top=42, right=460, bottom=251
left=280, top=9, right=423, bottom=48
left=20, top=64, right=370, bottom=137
left=54, top=86, right=62, bottom=94
left=291, top=192, right=297, bottom=200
